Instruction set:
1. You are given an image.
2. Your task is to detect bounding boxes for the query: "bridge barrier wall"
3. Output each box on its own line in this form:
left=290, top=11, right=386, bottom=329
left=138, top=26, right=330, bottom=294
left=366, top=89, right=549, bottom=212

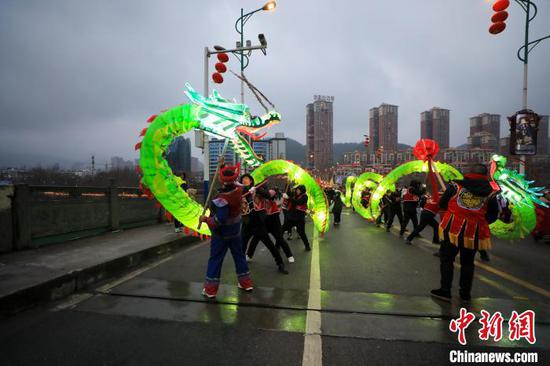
left=0, top=182, right=203, bottom=253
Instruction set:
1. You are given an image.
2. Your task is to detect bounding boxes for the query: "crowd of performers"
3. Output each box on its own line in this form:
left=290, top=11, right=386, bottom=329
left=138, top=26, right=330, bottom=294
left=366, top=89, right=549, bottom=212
left=334, top=163, right=550, bottom=302
left=198, top=163, right=311, bottom=298
left=194, top=161, right=550, bottom=301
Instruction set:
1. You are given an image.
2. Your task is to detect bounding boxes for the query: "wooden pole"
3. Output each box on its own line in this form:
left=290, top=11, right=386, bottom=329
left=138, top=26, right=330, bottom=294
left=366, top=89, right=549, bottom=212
left=198, top=140, right=230, bottom=229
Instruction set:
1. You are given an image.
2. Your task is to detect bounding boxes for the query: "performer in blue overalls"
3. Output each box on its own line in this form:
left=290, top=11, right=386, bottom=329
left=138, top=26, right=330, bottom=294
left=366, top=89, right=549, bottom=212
left=199, top=163, right=253, bottom=298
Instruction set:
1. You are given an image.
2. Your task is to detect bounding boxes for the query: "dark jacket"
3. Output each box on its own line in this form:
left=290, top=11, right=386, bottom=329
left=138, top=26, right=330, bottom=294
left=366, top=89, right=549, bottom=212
left=332, top=193, right=343, bottom=213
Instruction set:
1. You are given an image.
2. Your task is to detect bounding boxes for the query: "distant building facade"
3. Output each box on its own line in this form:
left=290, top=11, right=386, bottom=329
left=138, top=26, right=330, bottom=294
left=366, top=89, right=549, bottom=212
left=166, top=136, right=192, bottom=174
left=468, top=113, right=500, bottom=151
left=208, top=139, right=235, bottom=178
left=306, top=95, right=334, bottom=170
left=420, top=107, right=450, bottom=149
left=369, top=103, right=398, bottom=153
left=110, top=156, right=134, bottom=170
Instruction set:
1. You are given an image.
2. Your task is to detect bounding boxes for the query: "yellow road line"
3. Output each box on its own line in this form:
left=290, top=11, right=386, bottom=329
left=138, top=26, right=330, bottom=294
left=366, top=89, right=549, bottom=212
left=389, top=226, right=550, bottom=299
left=475, top=261, right=550, bottom=299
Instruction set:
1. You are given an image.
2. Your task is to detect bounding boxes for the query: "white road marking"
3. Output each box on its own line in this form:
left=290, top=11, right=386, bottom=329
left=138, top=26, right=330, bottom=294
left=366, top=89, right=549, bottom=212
left=302, top=229, right=322, bottom=366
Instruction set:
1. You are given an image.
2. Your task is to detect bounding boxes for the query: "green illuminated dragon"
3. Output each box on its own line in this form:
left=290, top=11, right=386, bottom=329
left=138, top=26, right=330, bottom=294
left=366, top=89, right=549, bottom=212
left=137, top=84, right=329, bottom=235
left=489, top=155, right=547, bottom=239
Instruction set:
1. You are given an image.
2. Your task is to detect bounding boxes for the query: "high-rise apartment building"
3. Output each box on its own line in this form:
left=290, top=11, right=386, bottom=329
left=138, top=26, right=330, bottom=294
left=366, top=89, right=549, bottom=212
left=306, top=95, right=334, bottom=170
left=420, top=107, right=450, bottom=149
left=166, top=136, right=192, bottom=174
left=369, top=103, right=399, bottom=152
left=208, top=139, right=235, bottom=178
left=468, top=113, right=500, bottom=151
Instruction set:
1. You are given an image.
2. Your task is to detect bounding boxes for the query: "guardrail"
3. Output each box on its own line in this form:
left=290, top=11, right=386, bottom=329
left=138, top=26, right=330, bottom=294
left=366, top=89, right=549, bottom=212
left=0, top=182, right=204, bottom=253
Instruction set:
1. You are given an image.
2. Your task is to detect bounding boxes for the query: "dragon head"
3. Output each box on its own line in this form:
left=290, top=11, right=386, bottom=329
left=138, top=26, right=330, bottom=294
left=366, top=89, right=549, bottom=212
left=490, top=154, right=547, bottom=208
left=184, top=83, right=280, bottom=141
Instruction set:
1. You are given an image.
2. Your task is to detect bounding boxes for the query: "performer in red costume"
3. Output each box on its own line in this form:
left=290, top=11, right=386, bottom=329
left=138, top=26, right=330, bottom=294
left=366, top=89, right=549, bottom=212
left=199, top=163, right=252, bottom=298
left=405, top=192, right=440, bottom=245
left=282, top=185, right=311, bottom=251
left=431, top=164, right=499, bottom=302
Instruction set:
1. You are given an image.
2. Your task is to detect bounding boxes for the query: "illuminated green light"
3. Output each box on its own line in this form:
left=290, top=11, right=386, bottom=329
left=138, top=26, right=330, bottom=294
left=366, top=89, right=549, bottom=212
left=343, top=176, right=357, bottom=208
left=489, top=154, right=545, bottom=239
left=351, top=172, right=383, bottom=220
left=138, top=84, right=282, bottom=235
left=251, top=160, right=330, bottom=233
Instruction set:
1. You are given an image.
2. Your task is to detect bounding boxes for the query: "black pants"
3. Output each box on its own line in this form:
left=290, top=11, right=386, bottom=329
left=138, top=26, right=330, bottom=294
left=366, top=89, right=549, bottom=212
left=174, top=219, right=183, bottom=229
left=386, top=206, right=403, bottom=230
left=282, top=217, right=310, bottom=250
left=246, top=221, right=283, bottom=265
left=265, top=214, right=293, bottom=258
left=376, top=207, right=388, bottom=225
left=406, top=210, right=439, bottom=243
left=440, top=233, right=477, bottom=296
left=242, top=216, right=282, bottom=263
left=333, top=209, right=342, bottom=224
left=282, top=210, right=292, bottom=233
left=400, top=209, right=418, bottom=235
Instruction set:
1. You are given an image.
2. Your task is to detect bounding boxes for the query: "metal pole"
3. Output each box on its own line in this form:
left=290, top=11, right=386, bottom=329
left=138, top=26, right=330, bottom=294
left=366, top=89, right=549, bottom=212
left=203, top=46, right=210, bottom=201
left=519, top=2, right=530, bottom=175
left=522, top=1, right=530, bottom=110
left=240, top=8, right=245, bottom=105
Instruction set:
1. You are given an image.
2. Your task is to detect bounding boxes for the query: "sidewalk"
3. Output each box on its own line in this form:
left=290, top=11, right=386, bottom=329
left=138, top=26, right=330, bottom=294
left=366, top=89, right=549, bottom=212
left=0, top=224, right=199, bottom=315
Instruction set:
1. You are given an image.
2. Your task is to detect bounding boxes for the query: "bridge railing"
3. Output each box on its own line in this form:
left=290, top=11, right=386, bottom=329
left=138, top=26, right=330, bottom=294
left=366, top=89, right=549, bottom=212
left=0, top=182, right=203, bottom=253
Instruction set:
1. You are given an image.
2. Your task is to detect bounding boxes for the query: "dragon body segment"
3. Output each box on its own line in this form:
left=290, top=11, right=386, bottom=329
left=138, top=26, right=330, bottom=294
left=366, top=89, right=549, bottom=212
left=138, top=85, right=328, bottom=235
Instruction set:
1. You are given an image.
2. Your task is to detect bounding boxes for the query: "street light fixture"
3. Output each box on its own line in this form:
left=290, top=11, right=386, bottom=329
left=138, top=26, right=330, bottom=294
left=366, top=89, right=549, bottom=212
left=262, top=1, right=277, bottom=11
left=200, top=1, right=277, bottom=196
left=235, top=1, right=277, bottom=103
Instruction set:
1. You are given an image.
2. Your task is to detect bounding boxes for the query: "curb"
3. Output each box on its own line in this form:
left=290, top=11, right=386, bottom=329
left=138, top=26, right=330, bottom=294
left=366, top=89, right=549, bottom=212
left=0, top=235, right=200, bottom=316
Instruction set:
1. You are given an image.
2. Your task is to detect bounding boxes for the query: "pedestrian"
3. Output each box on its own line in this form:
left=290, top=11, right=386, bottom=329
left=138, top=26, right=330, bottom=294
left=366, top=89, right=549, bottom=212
left=385, top=190, right=403, bottom=232
left=431, top=163, right=499, bottom=302
left=405, top=192, right=440, bottom=245
left=174, top=172, right=189, bottom=233
left=331, top=190, right=343, bottom=226
left=399, top=180, right=421, bottom=237
left=240, top=174, right=288, bottom=274
left=282, top=185, right=311, bottom=251
left=199, top=163, right=252, bottom=298
left=265, top=188, right=295, bottom=263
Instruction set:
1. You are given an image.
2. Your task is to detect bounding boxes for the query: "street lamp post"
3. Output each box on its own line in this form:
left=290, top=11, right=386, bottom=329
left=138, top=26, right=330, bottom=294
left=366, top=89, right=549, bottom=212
left=200, top=1, right=276, bottom=198
left=512, top=0, right=550, bottom=174
left=235, top=1, right=277, bottom=103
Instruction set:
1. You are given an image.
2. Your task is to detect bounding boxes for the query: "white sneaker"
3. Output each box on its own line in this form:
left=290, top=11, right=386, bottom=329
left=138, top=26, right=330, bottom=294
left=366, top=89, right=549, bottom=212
left=174, top=228, right=181, bottom=233
left=246, top=255, right=252, bottom=262
left=288, top=256, right=295, bottom=264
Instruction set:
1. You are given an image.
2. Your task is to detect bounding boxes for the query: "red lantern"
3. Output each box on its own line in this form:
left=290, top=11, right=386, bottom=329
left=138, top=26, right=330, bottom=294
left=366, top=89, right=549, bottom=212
left=215, top=62, right=227, bottom=73
left=489, top=22, right=506, bottom=35
left=212, top=72, right=224, bottom=84
left=413, top=139, right=440, bottom=161
left=489, top=0, right=509, bottom=35
left=492, top=0, right=510, bottom=12
left=217, top=53, right=229, bottom=62
left=491, top=11, right=508, bottom=23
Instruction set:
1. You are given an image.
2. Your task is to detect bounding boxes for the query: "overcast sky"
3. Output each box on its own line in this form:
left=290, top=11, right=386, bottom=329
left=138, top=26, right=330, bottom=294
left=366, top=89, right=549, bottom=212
left=1, top=0, right=549, bottom=167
